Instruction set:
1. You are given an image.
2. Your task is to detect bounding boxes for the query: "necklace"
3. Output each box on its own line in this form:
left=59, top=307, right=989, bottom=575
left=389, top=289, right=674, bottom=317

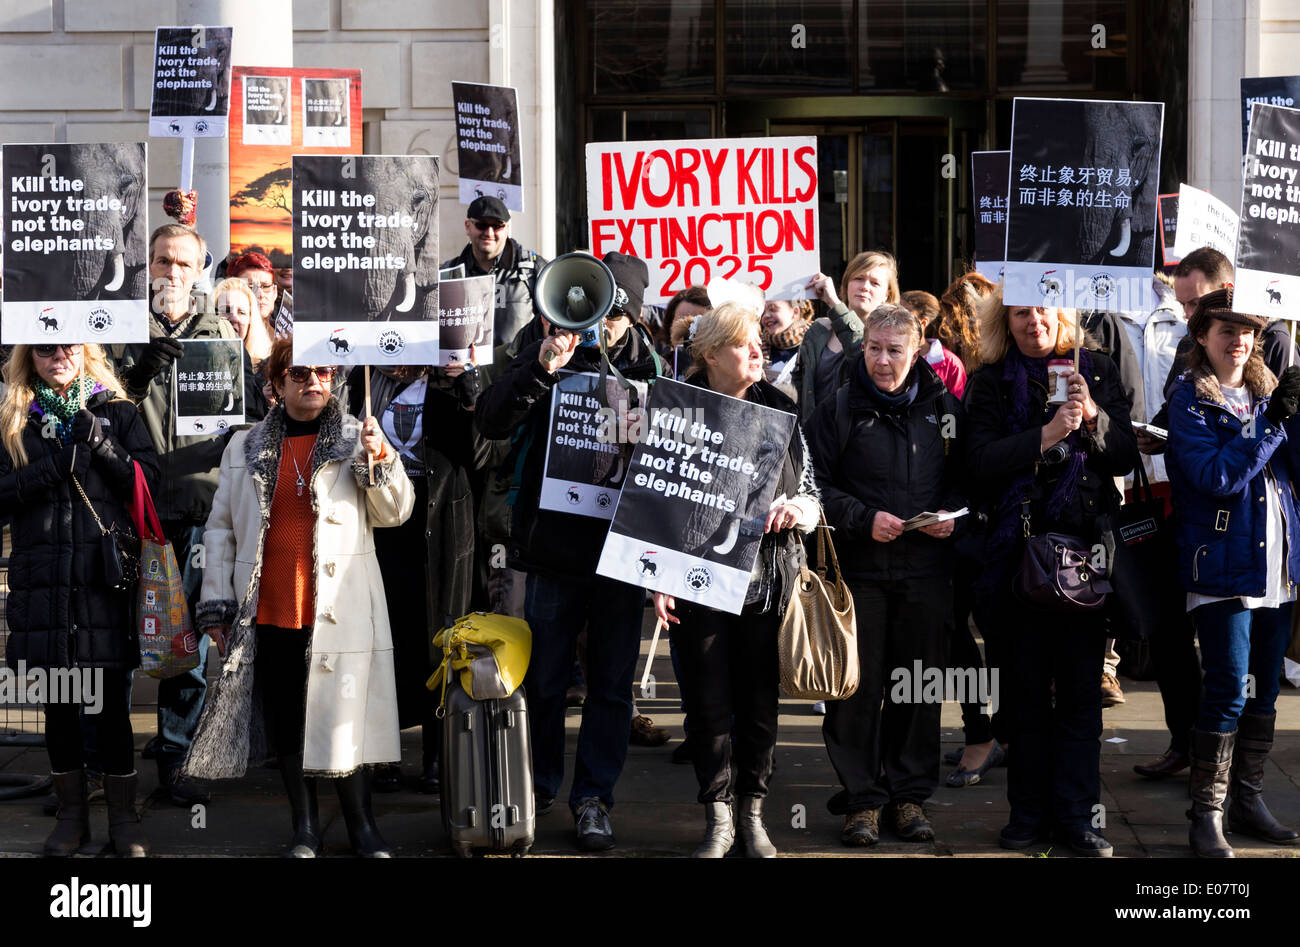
left=287, top=436, right=316, bottom=497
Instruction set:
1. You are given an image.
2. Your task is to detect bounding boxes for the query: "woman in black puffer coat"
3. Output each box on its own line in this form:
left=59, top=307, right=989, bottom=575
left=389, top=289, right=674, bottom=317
left=0, top=343, right=159, bottom=857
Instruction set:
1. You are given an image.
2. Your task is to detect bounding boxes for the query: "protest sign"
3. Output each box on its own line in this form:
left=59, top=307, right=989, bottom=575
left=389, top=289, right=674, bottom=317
left=172, top=339, right=244, bottom=435
left=229, top=66, right=362, bottom=267
left=292, top=154, right=440, bottom=365
left=149, top=26, right=233, bottom=138
left=453, top=82, right=523, bottom=212
left=1172, top=183, right=1239, bottom=262
left=971, top=150, right=1010, bottom=282
left=2, top=142, right=148, bottom=344
left=1233, top=103, right=1300, bottom=317
left=435, top=275, right=493, bottom=366
left=1158, top=192, right=1179, bottom=265
left=1241, top=77, right=1300, bottom=155
left=586, top=136, right=820, bottom=305
left=302, top=77, right=351, bottom=149
left=539, top=371, right=649, bottom=520
left=1003, top=97, right=1164, bottom=312
left=596, top=378, right=796, bottom=615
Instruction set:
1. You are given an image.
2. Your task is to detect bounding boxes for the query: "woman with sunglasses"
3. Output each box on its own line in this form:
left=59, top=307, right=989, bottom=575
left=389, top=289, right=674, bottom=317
left=185, top=337, right=414, bottom=857
left=0, top=342, right=160, bottom=856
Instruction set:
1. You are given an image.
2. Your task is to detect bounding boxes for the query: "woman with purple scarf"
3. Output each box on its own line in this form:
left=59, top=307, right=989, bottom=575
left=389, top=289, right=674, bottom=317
left=963, top=292, right=1136, bottom=857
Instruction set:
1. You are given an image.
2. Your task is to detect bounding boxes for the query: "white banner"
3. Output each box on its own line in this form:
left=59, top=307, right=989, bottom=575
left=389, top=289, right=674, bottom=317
left=1172, top=183, right=1239, bottom=262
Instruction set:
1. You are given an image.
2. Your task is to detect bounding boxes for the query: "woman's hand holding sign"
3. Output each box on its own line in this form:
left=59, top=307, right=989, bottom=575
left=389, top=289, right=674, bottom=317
left=653, top=592, right=679, bottom=626
left=805, top=272, right=842, bottom=310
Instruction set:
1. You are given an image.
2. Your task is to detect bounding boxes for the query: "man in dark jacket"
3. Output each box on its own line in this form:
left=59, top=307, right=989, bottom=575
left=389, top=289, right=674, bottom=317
left=805, top=305, right=966, bottom=846
left=475, top=252, right=663, bottom=852
left=441, top=196, right=547, bottom=352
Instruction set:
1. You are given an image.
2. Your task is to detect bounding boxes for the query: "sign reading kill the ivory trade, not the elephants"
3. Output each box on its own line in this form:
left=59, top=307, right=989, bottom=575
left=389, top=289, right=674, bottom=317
left=453, top=82, right=523, bottom=212
left=1172, top=183, right=1239, bottom=263
left=291, top=154, right=440, bottom=366
left=1158, top=193, right=1179, bottom=265
left=435, top=275, right=493, bottom=367
left=1241, top=77, right=1300, bottom=155
left=149, top=26, right=233, bottom=138
left=1233, top=103, right=1300, bottom=318
left=540, top=370, right=649, bottom=521
left=1002, top=97, right=1165, bottom=313
left=172, top=338, right=245, bottom=436
left=596, top=379, right=796, bottom=615
left=1, top=142, right=149, bottom=344
left=971, top=150, right=1010, bottom=282
left=585, top=136, right=820, bottom=305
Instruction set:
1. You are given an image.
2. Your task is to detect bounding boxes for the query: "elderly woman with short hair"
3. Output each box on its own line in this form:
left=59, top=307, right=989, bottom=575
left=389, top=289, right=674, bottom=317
left=184, top=336, right=414, bottom=858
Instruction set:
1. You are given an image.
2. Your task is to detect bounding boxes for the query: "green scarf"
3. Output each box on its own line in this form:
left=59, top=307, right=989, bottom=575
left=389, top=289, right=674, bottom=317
left=33, top=376, right=86, bottom=445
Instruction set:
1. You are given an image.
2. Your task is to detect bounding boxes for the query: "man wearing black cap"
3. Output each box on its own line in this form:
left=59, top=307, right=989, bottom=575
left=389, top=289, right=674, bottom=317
left=476, top=252, right=666, bottom=852
left=441, top=196, right=548, bottom=351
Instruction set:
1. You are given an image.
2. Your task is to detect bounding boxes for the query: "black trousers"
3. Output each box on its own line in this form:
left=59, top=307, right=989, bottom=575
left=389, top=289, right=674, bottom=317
left=45, top=668, right=134, bottom=776
left=254, top=626, right=311, bottom=757
left=823, top=577, right=948, bottom=812
left=1150, top=611, right=1202, bottom=755
left=997, top=595, right=1106, bottom=832
left=950, top=551, right=994, bottom=745
left=670, top=601, right=780, bottom=805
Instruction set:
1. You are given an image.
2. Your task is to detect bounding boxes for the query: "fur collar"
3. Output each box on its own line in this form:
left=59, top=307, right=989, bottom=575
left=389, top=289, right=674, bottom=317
left=1191, top=362, right=1277, bottom=408
left=243, top=397, right=358, bottom=514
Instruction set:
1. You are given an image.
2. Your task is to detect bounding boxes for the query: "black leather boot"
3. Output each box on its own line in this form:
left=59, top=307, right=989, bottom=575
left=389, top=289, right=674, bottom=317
left=280, top=754, right=321, bottom=857
left=335, top=768, right=392, bottom=857
left=103, top=772, right=150, bottom=857
left=45, top=770, right=90, bottom=856
left=692, top=802, right=734, bottom=858
left=1227, top=713, right=1300, bottom=844
left=1187, top=729, right=1235, bottom=858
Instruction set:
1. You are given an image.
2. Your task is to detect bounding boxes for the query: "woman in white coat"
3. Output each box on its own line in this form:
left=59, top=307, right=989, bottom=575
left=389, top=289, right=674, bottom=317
left=183, top=336, right=414, bottom=857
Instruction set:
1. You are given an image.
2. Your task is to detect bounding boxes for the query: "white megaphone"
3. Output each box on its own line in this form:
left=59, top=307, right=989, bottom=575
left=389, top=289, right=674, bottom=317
left=534, top=252, right=617, bottom=354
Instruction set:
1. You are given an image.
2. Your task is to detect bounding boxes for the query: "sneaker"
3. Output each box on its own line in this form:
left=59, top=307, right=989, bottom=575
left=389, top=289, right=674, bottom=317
left=841, top=808, right=880, bottom=847
left=812, top=701, right=827, bottom=715
left=574, top=797, right=615, bottom=852
left=1101, top=671, right=1125, bottom=708
left=630, top=715, right=671, bottom=747
left=1059, top=827, right=1113, bottom=858
left=893, top=801, right=935, bottom=841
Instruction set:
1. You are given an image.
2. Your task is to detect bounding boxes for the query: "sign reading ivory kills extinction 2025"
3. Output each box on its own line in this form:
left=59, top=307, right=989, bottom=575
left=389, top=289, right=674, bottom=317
left=149, top=26, right=233, bottom=138
left=586, top=137, right=819, bottom=305
left=1233, top=103, right=1300, bottom=318
left=2, top=142, right=149, bottom=344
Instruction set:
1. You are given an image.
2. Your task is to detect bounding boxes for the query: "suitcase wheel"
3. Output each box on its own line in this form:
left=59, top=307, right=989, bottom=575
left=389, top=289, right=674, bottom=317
left=452, top=841, right=474, bottom=859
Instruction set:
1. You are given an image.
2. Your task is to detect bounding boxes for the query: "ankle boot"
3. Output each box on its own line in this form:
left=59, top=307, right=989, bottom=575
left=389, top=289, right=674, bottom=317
left=335, top=769, right=392, bottom=857
left=45, top=770, right=90, bottom=856
left=1227, top=712, right=1300, bottom=844
left=736, top=795, right=777, bottom=858
left=1187, top=729, right=1235, bottom=858
left=692, top=802, right=734, bottom=858
left=103, top=772, right=150, bottom=857
left=280, top=754, right=322, bottom=857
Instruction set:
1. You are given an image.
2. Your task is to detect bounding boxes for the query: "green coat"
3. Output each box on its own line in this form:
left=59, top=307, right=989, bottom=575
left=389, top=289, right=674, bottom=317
left=793, top=303, right=864, bottom=425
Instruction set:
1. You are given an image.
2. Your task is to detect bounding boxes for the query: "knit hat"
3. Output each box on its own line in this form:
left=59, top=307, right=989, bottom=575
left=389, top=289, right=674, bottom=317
left=602, top=252, right=648, bottom=318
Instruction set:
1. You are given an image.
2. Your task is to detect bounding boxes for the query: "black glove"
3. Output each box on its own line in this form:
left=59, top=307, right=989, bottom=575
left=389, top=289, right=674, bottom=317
left=125, top=337, right=185, bottom=390
left=454, top=366, right=482, bottom=409
left=59, top=442, right=91, bottom=481
left=1265, top=366, right=1300, bottom=425
left=70, top=409, right=105, bottom=448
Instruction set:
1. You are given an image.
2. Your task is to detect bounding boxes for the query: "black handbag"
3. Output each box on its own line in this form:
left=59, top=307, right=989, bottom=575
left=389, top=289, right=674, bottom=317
left=73, top=474, right=141, bottom=589
left=1014, top=501, right=1112, bottom=611
left=1102, top=462, right=1181, bottom=640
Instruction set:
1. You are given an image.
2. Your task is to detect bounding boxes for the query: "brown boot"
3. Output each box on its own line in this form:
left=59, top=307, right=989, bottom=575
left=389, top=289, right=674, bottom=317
left=1187, top=729, right=1234, bottom=858
left=104, top=772, right=150, bottom=857
left=44, top=770, right=90, bottom=856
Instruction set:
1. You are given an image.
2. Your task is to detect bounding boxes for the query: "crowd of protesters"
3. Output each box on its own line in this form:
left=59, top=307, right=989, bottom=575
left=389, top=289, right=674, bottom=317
left=5, top=209, right=1299, bottom=862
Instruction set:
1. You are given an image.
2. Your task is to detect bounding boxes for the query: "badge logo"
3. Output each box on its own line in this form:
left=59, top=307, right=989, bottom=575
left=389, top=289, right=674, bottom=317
left=1090, top=272, right=1116, bottom=299
left=86, top=306, right=113, bottom=335
left=685, top=566, right=712, bottom=593
left=37, top=307, right=60, bottom=334
left=636, top=551, right=658, bottom=577
left=377, top=329, right=405, bottom=357
left=596, top=492, right=613, bottom=510
left=1038, top=270, right=1063, bottom=298
left=566, top=486, right=581, bottom=505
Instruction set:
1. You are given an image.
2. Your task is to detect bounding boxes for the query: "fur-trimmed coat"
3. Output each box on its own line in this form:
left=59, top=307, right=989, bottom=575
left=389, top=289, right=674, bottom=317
left=182, top=398, right=415, bottom=779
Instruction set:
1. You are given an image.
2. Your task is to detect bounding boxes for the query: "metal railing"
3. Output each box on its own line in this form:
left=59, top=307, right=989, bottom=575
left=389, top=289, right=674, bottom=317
left=0, top=526, right=53, bottom=800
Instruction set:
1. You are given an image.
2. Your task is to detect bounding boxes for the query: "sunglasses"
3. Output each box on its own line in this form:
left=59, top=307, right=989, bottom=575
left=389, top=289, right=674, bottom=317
left=471, top=219, right=507, bottom=232
left=245, top=279, right=277, bottom=295
left=286, top=366, right=337, bottom=383
left=33, top=344, right=83, bottom=358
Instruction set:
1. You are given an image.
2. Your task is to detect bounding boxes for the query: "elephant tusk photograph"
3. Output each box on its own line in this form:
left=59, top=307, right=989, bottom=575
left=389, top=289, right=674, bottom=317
left=204, top=87, right=218, bottom=111
left=103, top=251, right=126, bottom=293
left=394, top=271, right=416, bottom=312
left=1108, top=217, right=1132, bottom=257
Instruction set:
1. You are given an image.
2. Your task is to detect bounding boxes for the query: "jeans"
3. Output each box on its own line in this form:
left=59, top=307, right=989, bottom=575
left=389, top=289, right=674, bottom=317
left=823, top=577, right=948, bottom=812
left=524, top=573, right=644, bottom=811
left=1191, top=600, right=1293, bottom=732
left=670, top=601, right=779, bottom=804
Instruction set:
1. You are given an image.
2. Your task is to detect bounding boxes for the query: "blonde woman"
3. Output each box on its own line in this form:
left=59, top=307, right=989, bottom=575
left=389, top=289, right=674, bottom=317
left=653, top=303, right=821, bottom=858
left=795, top=250, right=901, bottom=422
left=213, top=276, right=274, bottom=370
left=963, top=291, right=1136, bottom=857
left=0, top=343, right=159, bottom=857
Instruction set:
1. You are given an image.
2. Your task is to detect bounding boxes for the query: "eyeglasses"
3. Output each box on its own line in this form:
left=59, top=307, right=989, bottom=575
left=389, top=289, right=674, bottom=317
left=33, top=344, right=83, bottom=358
left=470, top=219, right=507, bottom=233
left=245, top=279, right=277, bottom=296
left=286, top=366, right=337, bottom=384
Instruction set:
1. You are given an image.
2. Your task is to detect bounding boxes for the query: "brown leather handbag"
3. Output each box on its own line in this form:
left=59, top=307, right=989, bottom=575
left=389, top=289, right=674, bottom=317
left=777, top=515, right=859, bottom=701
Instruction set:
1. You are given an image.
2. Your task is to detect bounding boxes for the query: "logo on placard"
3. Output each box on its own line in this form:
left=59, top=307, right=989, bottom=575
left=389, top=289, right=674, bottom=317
left=86, top=306, right=113, bottom=335
left=377, top=329, right=405, bottom=357
left=1038, top=270, right=1063, bottom=299
left=596, top=492, right=613, bottom=510
left=191, top=420, right=206, bottom=433
left=168, top=120, right=183, bottom=135
left=327, top=329, right=352, bottom=355
left=1268, top=280, right=1283, bottom=305
left=37, top=307, right=60, bottom=334
left=636, top=550, right=658, bottom=577
left=566, top=486, right=581, bottom=505
left=1090, top=272, right=1116, bottom=299
left=216, top=418, right=229, bottom=431
left=194, top=119, right=209, bottom=134
left=684, top=566, right=712, bottom=593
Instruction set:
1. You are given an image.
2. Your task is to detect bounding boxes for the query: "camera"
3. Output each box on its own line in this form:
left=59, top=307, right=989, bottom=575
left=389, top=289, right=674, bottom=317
left=1043, top=441, right=1072, bottom=465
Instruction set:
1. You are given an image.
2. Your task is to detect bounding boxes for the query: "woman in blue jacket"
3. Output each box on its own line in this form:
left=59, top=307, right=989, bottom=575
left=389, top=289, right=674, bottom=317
left=1166, top=288, right=1300, bottom=858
